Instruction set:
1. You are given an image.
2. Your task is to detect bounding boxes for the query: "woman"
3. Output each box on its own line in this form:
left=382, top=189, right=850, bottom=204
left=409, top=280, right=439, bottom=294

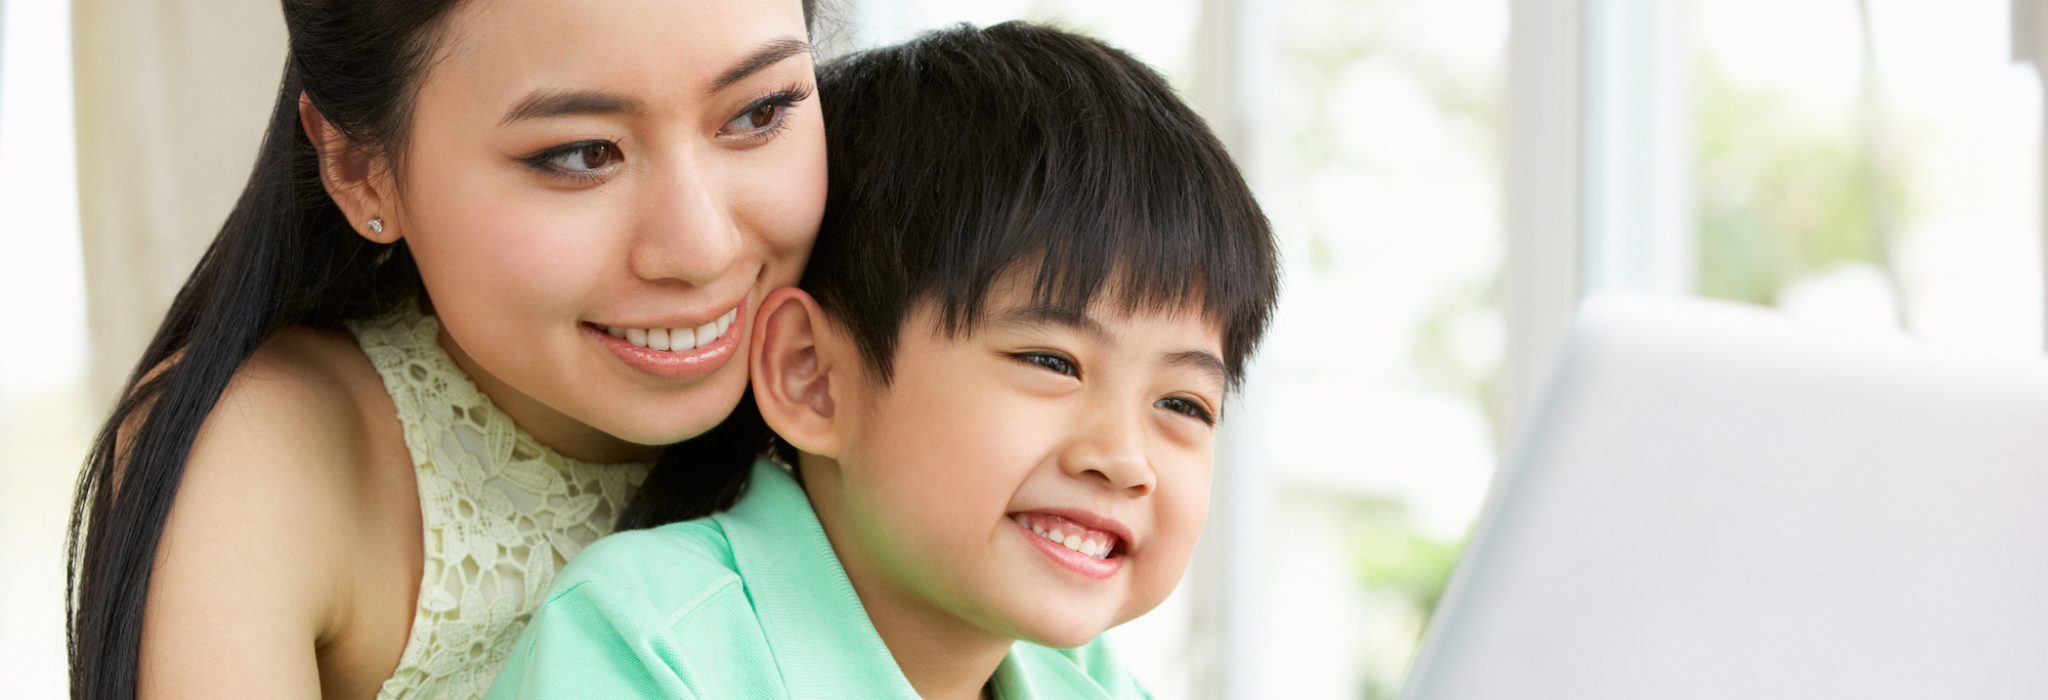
left=68, top=0, right=824, bottom=696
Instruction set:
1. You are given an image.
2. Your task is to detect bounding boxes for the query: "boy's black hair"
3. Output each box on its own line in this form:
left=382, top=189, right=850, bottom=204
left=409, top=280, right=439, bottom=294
left=808, top=21, right=1280, bottom=391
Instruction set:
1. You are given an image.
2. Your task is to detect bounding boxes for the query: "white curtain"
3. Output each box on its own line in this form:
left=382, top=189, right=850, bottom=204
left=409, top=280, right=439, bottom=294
left=72, top=0, right=284, bottom=402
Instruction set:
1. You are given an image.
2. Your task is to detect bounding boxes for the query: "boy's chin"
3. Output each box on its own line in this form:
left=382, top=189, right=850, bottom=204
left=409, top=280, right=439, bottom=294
left=1004, top=607, right=1130, bottom=650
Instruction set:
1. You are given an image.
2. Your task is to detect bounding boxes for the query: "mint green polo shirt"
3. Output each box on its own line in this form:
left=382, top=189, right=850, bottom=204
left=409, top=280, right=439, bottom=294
left=486, top=459, right=1151, bottom=699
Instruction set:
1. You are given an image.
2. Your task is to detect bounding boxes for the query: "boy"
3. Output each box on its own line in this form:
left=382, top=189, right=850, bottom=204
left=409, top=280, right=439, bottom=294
left=490, top=22, right=1279, bottom=699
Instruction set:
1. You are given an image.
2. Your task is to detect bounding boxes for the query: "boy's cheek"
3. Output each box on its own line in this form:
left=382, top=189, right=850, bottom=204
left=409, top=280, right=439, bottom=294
left=1138, top=484, right=1212, bottom=606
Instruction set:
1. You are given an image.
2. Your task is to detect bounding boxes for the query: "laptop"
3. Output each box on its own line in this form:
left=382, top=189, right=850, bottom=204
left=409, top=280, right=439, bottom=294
left=1401, top=293, right=2048, bottom=699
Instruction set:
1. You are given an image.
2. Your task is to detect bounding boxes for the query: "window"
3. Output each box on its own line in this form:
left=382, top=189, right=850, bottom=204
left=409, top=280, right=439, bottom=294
left=1688, top=0, right=2043, bottom=351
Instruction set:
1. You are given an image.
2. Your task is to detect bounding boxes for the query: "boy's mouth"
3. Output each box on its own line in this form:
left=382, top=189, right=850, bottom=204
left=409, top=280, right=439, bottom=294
left=1010, top=512, right=1127, bottom=560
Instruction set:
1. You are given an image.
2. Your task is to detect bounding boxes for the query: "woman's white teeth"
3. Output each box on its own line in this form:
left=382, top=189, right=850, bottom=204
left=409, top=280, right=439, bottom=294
left=607, top=308, right=738, bottom=352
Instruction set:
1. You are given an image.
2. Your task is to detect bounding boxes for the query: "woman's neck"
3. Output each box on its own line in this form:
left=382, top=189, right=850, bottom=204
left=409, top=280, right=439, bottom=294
left=436, top=326, right=660, bottom=464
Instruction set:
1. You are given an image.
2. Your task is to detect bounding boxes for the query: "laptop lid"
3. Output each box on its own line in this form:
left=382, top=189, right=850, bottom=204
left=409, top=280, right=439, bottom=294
left=1402, top=293, right=2048, bottom=699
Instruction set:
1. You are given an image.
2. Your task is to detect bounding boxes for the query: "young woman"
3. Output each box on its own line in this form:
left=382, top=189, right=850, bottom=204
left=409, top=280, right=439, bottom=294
left=68, top=0, right=824, bottom=697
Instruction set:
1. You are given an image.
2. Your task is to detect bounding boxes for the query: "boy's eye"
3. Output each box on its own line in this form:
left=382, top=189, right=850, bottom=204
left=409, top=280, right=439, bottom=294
left=1156, top=396, right=1217, bottom=426
left=1014, top=352, right=1079, bottom=378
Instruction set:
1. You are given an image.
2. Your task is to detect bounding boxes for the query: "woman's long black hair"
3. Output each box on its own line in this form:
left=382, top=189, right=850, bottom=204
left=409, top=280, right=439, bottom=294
left=66, top=1, right=815, bottom=696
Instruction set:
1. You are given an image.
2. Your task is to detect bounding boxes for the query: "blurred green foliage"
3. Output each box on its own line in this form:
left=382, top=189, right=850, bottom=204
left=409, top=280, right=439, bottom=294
left=1693, top=59, right=1911, bottom=305
left=1350, top=506, right=1468, bottom=700
left=1351, top=515, right=1466, bottom=627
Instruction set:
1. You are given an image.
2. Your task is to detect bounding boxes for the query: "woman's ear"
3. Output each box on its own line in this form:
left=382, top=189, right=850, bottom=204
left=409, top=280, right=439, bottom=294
left=750, top=287, right=847, bottom=458
left=298, top=92, right=400, bottom=244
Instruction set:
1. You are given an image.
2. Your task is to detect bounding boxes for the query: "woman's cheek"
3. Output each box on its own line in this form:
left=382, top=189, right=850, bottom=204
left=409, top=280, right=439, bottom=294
left=738, top=124, right=829, bottom=277
left=463, top=198, right=622, bottom=303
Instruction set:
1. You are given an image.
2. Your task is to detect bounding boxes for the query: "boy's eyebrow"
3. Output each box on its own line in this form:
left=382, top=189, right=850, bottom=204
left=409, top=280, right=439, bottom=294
left=990, top=305, right=1112, bottom=342
left=708, top=37, right=812, bottom=94
left=994, top=305, right=1231, bottom=389
left=1164, top=350, right=1231, bottom=391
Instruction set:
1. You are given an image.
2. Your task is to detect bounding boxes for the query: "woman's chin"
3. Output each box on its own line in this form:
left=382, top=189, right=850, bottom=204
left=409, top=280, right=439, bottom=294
left=593, top=379, right=751, bottom=450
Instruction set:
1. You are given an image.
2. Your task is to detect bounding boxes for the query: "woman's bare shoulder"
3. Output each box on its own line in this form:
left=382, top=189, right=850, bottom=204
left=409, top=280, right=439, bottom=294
left=195, top=325, right=393, bottom=485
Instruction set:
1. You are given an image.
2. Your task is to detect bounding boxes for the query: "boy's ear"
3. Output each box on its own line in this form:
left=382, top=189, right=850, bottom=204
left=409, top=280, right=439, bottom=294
left=298, top=92, right=401, bottom=244
left=749, top=287, right=846, bottom=458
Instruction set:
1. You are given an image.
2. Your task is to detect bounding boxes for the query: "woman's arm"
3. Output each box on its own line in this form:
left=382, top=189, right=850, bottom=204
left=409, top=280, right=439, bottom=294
left=135, top=333, right=385, bottom=698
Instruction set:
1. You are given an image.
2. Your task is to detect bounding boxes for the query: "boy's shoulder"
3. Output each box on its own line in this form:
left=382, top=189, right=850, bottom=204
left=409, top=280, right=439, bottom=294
left=490, top=516, right=783, bottom=699
left=548, top=517, right=743, bottom=611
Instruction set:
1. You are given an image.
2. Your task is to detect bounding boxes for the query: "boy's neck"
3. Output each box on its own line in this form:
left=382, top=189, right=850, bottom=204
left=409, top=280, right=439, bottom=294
left=798, top=458, right=1013, bottom=700
left=855, top=585, right=1012, bottom=700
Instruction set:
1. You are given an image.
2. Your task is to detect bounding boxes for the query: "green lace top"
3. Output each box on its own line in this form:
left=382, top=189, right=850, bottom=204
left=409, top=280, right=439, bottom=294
left=347, top=308, right=653, bottom=699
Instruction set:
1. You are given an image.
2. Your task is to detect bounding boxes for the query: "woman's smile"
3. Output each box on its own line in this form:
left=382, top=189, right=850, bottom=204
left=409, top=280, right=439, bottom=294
left=585, top=300, right=748, bottom=381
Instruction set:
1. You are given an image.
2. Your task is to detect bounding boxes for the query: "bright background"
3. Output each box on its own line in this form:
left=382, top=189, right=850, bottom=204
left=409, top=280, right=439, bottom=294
left=4, top=1, right=2043, bottom=698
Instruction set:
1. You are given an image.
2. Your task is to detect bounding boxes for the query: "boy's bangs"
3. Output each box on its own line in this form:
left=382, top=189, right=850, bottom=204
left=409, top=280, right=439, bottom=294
left=923, top=153, right=1271, bottom=386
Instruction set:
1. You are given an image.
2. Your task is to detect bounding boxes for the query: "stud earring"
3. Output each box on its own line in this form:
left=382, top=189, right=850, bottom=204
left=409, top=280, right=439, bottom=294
left=368, top=217, right=385, bottom=235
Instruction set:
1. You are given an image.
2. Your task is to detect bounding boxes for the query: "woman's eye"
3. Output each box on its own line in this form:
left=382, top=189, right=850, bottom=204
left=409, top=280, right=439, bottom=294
left=528, top=141, right=620, bottom=179
left=715, top=85, right=811, bottom=143
left=1156, top=397, right=1216, bottom=426
left=1017, top=352, right=1079, bottom=377
left=726, top=102, right=783, bottom=133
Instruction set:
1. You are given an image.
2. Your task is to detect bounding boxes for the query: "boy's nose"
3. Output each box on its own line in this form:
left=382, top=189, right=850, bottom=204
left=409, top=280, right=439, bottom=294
left=629, top=159, right=742, bottom=285
left=1060, top=410, right=1156, bottom=496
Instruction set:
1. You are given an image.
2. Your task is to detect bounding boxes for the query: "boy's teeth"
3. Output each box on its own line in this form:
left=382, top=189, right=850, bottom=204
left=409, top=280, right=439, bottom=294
left=1014, top=513, right=1118, bottom=560
left=604, top=306, right=738, bottom=352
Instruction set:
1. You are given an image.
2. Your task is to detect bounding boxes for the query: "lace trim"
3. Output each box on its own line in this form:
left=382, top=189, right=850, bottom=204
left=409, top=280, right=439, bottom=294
left=348, top=308, right=652, bottom=699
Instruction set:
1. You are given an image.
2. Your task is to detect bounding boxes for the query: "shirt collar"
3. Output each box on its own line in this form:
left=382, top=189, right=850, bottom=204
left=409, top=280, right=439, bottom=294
left=992, top=644, right=1131, bottom=700
left=713, top=459, right=922, bottom=698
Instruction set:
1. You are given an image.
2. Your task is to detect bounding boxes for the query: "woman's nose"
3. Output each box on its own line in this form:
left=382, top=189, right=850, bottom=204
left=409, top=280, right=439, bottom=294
left=629, top=159, right=742, bottom=285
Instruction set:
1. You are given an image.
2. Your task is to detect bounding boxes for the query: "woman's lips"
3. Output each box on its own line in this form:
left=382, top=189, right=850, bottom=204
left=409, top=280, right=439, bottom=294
left=586, top=302, right=746, bottom=381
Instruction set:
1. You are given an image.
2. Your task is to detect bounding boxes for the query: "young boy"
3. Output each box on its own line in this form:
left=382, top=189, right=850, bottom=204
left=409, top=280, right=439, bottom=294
left=489, top=22, right=1279, bottom=699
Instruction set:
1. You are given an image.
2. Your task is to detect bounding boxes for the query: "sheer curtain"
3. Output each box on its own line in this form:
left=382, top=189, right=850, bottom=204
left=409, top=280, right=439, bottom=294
left=72, top=0, right=283, bottom=404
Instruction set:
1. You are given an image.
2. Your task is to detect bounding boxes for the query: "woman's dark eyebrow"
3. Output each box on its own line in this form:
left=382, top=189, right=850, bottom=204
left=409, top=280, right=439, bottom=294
left=501, top=90, right=642, bottom=125
left=708, top=37, right=811, bottom=94
left=499, top=38, right=811, bottom=125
